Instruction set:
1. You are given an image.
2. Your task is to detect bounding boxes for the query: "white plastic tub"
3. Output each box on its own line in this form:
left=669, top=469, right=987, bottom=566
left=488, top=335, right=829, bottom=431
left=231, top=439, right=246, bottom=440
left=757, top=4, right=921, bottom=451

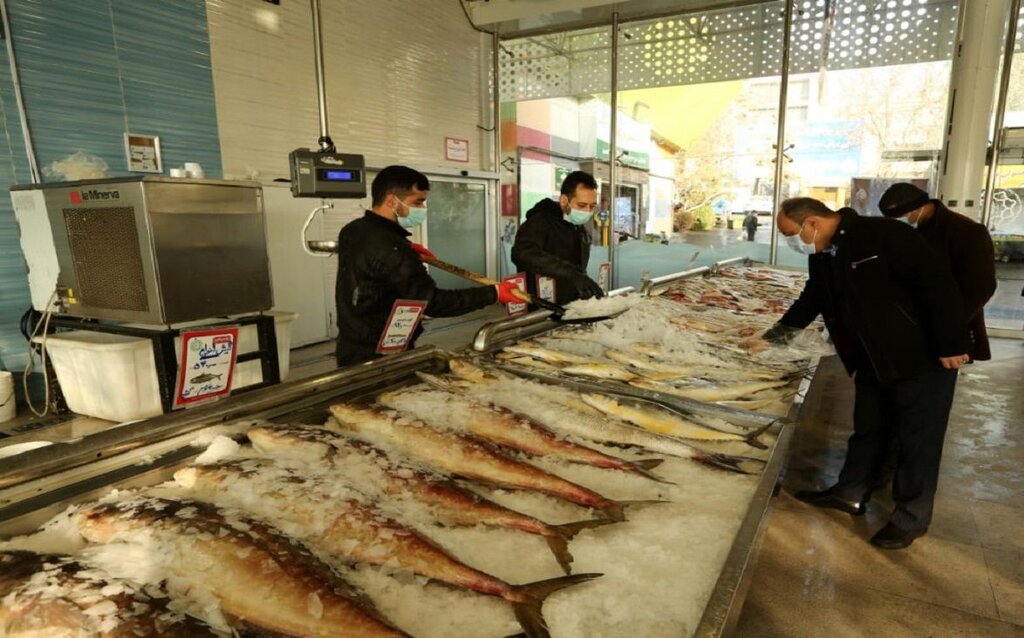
left=40, top=332, right=163, bottom=423
left=42, top=311, right=298, bottom=422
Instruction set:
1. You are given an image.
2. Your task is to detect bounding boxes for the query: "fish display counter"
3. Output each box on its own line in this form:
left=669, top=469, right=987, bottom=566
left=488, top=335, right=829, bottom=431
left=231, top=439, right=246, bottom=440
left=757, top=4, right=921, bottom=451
left=0, top=261, right=828, bottom=637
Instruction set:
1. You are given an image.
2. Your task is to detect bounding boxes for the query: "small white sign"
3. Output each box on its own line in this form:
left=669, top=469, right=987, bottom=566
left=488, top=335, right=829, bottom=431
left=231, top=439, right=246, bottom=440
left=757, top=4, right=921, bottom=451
left=376, top=300, right=428, bottom=354
left=598, top=262, right=611, bottom=292
left=445, top=137, right=470, bottom=163
left=124, top=133, right=162, bottom=173
left=536, top=276, right=556, bottom=303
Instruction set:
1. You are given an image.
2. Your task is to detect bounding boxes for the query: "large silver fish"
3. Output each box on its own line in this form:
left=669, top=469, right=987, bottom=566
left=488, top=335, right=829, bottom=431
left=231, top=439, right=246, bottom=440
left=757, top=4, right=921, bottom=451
left=247, top=425, right=610, bottom=575
left=328, top=403, right=651, bottom=521
left=382, top=380, right=668, bottom=482
left=502, top=343, right=589, bottom=365
left=578, top=393, right=765, bottom=447
left=0, top=550, right=218, bottom=637
left=77, top=497, right=409, bottom=638
left=450, top=359, right=763, bottom=474
left=175, top=459, right=599, bottom=638
left=630, top=378, right=790, bottom=402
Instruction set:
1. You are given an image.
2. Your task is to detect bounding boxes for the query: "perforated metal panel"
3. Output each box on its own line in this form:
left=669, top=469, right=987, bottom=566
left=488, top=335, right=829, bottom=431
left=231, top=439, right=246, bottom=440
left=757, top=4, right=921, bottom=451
left=62, top=207, right=148, bottom=312
left=499, top=0, right=960, bottom=101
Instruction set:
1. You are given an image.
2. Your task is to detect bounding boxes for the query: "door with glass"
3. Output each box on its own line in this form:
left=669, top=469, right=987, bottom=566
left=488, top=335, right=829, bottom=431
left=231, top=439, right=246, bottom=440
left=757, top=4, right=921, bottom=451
left=422, top=178, right=493, bottom=289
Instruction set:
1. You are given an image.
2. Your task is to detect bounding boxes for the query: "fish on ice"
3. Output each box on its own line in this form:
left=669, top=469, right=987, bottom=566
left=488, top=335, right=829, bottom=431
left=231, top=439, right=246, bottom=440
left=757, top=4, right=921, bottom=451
left=174, top=459, right=600, bottom=638
left=0, top=549, right=218, bottom=637
left=384, top=379, right=669, bottom=482
left=76, top=496, right=409, bottom=638
left=247, top=424, right=611, bottom=575
left=328, top=403, right=651, bottom=522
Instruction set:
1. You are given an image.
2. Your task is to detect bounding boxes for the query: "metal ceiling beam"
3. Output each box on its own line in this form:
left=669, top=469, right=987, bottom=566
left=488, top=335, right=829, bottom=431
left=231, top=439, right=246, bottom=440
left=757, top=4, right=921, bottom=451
left=469, top=0, right=777, bottom=39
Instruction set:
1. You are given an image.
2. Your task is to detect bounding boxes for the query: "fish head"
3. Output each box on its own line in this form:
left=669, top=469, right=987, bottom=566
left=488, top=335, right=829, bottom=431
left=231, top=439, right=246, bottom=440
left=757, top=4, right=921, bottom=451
left=448, top=359, right=493, bottom=383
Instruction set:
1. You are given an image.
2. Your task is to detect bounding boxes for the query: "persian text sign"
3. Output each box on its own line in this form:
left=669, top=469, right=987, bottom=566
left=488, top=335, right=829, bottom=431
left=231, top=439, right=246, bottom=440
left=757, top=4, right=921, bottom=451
left=376, top=300, right=428, bottom=354
left=175, top=327, right=239, bottom=407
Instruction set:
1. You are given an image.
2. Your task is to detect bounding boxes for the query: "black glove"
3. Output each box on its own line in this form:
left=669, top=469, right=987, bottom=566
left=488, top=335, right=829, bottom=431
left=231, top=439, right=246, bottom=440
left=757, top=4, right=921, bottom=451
left=572, top=274, right=605, bottom=300
left=762, top=323, right=800, bottom=345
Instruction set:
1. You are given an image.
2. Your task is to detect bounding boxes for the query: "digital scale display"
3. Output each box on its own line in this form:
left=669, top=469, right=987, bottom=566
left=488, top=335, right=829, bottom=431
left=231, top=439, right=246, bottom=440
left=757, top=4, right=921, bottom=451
left=289, top=148, right=367, bottom=198
left=323, top=170, right=357, bottom=181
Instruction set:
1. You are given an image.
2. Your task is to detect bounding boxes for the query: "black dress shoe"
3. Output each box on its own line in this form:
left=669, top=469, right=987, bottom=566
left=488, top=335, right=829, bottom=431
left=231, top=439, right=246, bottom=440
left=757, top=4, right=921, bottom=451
left=870, top=522, right=926, bottom=549
left=793, top=488, right=866, bottom=515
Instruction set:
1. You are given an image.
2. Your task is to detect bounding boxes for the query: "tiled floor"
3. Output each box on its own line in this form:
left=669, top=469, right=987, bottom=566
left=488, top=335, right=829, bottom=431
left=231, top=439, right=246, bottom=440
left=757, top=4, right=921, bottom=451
left=735, top=340, right=1024, bottom=636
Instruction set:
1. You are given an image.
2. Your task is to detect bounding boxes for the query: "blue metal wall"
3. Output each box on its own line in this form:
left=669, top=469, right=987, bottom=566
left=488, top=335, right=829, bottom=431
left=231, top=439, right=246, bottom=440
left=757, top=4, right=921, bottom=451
left=0, top=0, right=222, bottom=376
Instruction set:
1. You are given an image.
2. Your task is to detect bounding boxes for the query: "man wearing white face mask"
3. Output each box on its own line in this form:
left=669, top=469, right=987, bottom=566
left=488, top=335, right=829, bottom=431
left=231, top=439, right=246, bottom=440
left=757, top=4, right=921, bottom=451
left=878, top=183, right=996, bottom=362
left=762, top=197, right=970, bottom=549
left=512, top=171, right=605, bottom=304
left=335, top=165, right=521, bottom=366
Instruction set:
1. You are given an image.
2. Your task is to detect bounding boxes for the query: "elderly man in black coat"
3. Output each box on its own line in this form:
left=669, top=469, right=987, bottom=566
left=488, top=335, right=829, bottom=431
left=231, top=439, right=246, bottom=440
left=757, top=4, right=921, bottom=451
left=762, top=197, right=970, bottom=549
left=878, top=183, right=997, bottom=361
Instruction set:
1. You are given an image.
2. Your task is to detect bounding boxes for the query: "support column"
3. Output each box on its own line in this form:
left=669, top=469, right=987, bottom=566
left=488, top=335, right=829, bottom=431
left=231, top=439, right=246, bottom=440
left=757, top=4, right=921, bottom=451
left=937, top=0, right=1012, bottom=221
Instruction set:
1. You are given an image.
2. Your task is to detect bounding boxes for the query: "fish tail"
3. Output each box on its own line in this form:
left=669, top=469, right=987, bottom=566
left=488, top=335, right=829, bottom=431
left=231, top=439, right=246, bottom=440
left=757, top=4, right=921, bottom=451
left=743, top=420, right=777, bottom=450
left=544, top=519, right=617, bottom=574
left=624, top=458, right=675, bottom=484
left=509, top=573, right=602, bottom=638
left=600, top=498, right=670, bottom=521
left=695, top=452, right=766, bottom=475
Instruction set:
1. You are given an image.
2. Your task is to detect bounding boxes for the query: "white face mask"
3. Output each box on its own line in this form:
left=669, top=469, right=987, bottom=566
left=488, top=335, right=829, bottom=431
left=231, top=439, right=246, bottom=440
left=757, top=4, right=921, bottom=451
left=785, top=221, right=818, bottom=255
left=567, top=209, right=594, bottom=225
left=900, top=210, right=920, bottom=229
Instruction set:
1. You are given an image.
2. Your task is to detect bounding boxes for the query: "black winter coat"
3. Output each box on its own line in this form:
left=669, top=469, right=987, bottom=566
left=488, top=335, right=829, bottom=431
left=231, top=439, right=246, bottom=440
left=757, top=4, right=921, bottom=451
left=511, top=198, right=594, bottom=304
left=779, top=209, right=970, bottom=381
left=916, top=200, right=997, bottom=361
left=335, top=211, right=496, bottom=366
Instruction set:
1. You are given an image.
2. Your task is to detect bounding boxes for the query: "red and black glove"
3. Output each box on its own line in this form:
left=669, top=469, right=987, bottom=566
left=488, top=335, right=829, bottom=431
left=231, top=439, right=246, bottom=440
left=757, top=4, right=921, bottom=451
left=409, top=242, right=436, bottom=261
left=495, top=281, right=526, bottom=305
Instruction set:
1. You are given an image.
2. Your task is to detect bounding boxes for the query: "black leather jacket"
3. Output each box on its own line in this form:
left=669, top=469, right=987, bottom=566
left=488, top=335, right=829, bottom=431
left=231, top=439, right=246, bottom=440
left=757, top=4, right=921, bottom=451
left=779, top=209, right=970, bottom=381
left=511, top=198, right=597, bottom=304
left=335, top=211, right=496, bottom=366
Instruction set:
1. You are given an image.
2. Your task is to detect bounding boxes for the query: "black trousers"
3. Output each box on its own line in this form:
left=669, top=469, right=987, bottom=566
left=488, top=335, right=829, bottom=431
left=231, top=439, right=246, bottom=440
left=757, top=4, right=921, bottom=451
left=833, top=366, right=958, bottom=531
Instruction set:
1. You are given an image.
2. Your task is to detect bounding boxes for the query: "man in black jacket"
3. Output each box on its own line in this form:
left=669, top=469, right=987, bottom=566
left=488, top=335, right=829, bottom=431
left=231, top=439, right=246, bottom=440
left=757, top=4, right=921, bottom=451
left=878, top=183, right=997, bottom=361
left=511, top=171, right=604, bottom=304
left=763, top=197, right=970, bottom=549
left=335, top=166, right=520, bottom=366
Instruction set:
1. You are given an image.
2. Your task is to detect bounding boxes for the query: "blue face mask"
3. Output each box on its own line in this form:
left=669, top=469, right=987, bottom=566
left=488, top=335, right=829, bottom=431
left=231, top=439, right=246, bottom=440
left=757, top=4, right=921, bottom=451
left=785, top=221, right=818, bottom=255
left=396, top=198, right=428, bottom=229
left=567, top=208, right=594, bottom=225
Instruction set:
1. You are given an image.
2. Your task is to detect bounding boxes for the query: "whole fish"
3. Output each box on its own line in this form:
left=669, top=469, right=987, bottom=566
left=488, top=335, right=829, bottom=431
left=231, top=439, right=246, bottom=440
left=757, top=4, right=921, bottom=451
left=328, top=403, right=647, bottom=521
left=449, top=363, right=763, bottom=474
left=579, top=393, right=767, bottom=449
left=0, top=550, right=218, bottom=637
left=77, top=497, right=409, bottom=638
left=625, top=345, right=785, bottom=382
left=502, top=343, right=590, bottom=365
left=174, top=459, right=599, bottom=638
left=605, top=349, right=696, bottom=379
left=560, top=363, right=637, bottom=382
left=495, top=353, right=564, bottom=373
left=381, top=381, right=668, bottom=482
left=247, top=425, right=610, bottom=575
left=631, top=378, right=790, bottom=402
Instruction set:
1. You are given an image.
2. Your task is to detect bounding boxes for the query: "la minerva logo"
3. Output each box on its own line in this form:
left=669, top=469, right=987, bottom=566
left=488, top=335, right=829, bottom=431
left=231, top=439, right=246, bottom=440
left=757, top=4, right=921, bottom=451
left=70, top=189, right=121, bottom=204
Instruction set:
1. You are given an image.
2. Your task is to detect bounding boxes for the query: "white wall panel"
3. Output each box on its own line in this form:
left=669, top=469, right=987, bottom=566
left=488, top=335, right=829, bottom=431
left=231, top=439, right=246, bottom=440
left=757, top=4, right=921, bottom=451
left=206, top=0, right=489, bottom=343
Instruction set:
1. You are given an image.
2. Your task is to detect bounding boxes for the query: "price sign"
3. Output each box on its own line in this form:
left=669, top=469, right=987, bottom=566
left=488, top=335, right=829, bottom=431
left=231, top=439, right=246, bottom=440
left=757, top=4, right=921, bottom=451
left=175, top=327, right=239, bottom=407
left=504, top=273, right=528, bottom=316
left=376, top=300, right=428, bottom=354
left=598, top=262, right=611, bottom=292
left=536, top=275, right=557, bottom=303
